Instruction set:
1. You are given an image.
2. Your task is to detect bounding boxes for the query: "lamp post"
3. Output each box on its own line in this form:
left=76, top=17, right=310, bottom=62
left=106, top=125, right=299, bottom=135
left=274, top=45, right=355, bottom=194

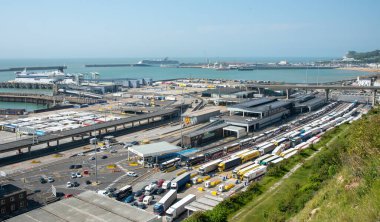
left=89, top=137, right=98, bottom=186
left=180, top=87, right=184, bottom=148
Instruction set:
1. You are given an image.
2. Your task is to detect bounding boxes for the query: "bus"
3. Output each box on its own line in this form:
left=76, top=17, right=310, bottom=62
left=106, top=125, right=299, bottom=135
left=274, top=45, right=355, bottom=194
left=160, top=158, right=181, bottom=171
left=113, top=185, right=133, bottom=201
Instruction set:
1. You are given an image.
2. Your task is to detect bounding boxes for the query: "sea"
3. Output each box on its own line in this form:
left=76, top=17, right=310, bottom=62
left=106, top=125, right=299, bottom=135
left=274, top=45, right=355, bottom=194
left=0, top=57, right=366, bottom=111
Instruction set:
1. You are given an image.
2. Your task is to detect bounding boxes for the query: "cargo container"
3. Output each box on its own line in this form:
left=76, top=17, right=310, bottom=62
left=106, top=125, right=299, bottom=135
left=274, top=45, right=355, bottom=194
left=171, top=172, right=191, bottom=190
left=259, top=143, right=277, bottom=154
left=280, top=148, right=298, bottom=157
left=240, top=150, right=260, bottom=163
left=232, top=161, right=256, bottom=178
left=283, top=150, right=298, bottom=159
left=218, top=157, right=242, bottom=172
left=224, top=143, right=241, bottom=154
left=295, top=142, right=310, bottom=150
left=204, top=179, right=222, bottom=188
left=243, top=165, right=267, bottom=182
left=231, top=149, right=251, bottom=158
left=260, top=155, right=281, bottom=165
left=218, top=183, right=235, bottom=192
left=273, top=137, right=288, bottom=146
left=166, top=194, right=196, bottom=222
left=153, top=189, right=177, bottom=215
left=198, top=159, right=222, bottom=175
left=291, top=136, right=302, bottom=147
left=270, top=157, right=284, bottom=164
left=236, top=164, right=260, bottom=179
left=254, top=154, right=272, bottom=164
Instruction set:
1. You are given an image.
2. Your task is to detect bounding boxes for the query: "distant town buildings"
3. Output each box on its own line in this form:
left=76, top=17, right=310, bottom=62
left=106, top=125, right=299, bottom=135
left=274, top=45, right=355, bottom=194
left=356, top=76, right=372, bottom=87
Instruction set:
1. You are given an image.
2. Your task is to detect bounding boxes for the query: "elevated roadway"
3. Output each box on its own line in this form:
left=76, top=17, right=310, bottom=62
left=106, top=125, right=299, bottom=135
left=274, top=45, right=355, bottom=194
left=245, top=84, right=380, bottom=104
left=0, top=108, right=179, bottom=154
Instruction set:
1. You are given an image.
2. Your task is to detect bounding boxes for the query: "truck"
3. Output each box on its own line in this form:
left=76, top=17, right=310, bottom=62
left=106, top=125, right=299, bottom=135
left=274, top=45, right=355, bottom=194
left=243, top=165, right=267, bottom=182
left=232, top=161, right=256, bottom=178
left=280, top=148, right=298, bottom=157
left=240, top=150, right=260, bottom=163
left=204, top=179, right=222, bottom=188
left=254, top=154, right=272, bottom=164
left=143, top=196, right=153, bottom=205
left=153, top=189, right=177, bottom=215
left=218, top=183, right=235, bottom=192
left=162, top=180, right=171, bottom=189
left=171, top=172, right=191, bottom=190
left=218, top=156, right=242, bottom=172
left=236, top=164, right=260, bottom=179
left=260, top=155, right=281, bottom=165
left=259, top=142, right=277, bottom=154
left=198, top=159, right=222, bottom=175
left=166, top=194, right=196, bottom=222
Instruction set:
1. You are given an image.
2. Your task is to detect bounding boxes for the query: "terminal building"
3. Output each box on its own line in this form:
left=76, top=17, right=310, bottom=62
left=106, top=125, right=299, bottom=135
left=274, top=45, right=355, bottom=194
left=127, top=141, right=182, bottom=165
left=222, top=98, right=292, bottom=131
left=293, top=94, right=326, bottom=113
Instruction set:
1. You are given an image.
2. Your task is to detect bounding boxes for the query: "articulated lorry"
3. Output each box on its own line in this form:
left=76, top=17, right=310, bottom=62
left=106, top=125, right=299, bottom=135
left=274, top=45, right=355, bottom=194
left=166, top=194, right=196, bottom=222
left=153, top=189, right=177, bottom=215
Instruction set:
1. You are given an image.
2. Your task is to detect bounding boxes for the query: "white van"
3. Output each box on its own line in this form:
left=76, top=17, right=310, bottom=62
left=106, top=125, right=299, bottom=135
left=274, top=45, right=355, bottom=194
left=143, top=196, right=153, bottom=205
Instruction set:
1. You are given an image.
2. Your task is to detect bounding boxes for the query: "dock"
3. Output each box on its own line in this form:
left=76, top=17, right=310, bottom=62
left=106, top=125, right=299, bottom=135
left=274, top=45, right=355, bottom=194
left=0, top=66, right=67, bottom=72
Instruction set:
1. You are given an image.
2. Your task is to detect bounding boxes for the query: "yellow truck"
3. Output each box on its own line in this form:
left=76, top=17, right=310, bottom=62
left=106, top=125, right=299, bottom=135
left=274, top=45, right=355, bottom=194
left=204, top=179, right=221, bottom=188
left=218, top=183, right=235, bottom=192
left=240, top=150, right=260, bottom=163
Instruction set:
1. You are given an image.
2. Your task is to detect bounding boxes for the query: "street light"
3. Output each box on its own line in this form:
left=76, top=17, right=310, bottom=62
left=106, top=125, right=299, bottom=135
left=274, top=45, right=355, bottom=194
left=89, top=137, right=98, bottom=186
left=180, top=87, right=184, bottom=148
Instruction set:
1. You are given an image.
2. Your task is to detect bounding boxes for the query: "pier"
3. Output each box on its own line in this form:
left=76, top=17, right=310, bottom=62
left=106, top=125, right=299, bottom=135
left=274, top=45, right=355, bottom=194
left=0, top=66, right=67, bottom=72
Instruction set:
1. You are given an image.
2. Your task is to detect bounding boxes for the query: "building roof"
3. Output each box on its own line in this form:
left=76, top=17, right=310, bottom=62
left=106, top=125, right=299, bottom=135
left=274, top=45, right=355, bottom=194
left=128, top=141, right=181, bottom=157
left=0, top=184, right=24, bottom=199
left=7, top=191, right=159, bottom=222
left=223, top=125, right=246, bottom=132
left=184, top=122, right=230, bottom=138
left=229, top=98, right=276, bottom=109
left=185, top=195, right=224, bottom=213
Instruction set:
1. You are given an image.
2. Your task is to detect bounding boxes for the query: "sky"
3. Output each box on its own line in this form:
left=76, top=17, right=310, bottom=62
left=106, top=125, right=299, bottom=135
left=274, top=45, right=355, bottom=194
left=0, top=0, right=379, bottom=59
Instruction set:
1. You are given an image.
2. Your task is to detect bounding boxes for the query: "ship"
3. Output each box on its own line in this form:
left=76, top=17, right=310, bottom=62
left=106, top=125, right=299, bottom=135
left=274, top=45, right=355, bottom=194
left=13, top=68, right=75, bottom=84
left=135, top=57, right=179, bottom=67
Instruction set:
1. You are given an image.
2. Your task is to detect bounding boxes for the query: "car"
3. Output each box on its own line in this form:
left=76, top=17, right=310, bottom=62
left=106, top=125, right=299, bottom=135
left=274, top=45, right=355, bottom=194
left=64, top=194, right=73, bottom=198
left=124, top=194, right=135, bottom=203
left=126, top=172, right=137, bottom=177
left=134, top=190, right=143, bottom=197
left=69, top=165, right=75, bottom=169
left=157, top=179, right=165, bottom=187
left=85, top=180, right=92, bottom=185
left=66, top=182, right=73, bottom=188
left=101, top=155, right=108, bottom=159
left=77, top=153, right=85, bottom=156
left=89, top=156, right=96, bottom=161
left=131, top=141, right=139, bottom=145
left=110, top=149, right=117, bottom=153
left=40, top=177, right=47, bottom=184
left=137, top=203, right=147, bottom=209
left=47, top=177, right=54, bottom=183
left=71, top=173, right=77, bottom=179
left=138, top=194, right=145, bottom=202
left=130, top=201, right=139, bottom=207
left=100, top=146, right=107, bottom=150
left=156, top=188, right=165, bottom=195
left=74, top=165, right=82, bottom=169
left=34, top=189, right=41, bottom=193
left=73, top=181, right=80, bottom=187
left=76, top=172, right=82, bottom=178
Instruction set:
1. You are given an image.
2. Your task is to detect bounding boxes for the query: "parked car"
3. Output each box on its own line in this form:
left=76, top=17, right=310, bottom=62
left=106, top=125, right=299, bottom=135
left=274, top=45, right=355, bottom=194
left=130, top=201, right=139, bottom=207
left=137, top=203, right=147, bottom=209
left=131, top=141, right=139, bottom=145
left=110, top=150, right=117, bottom=153
left=73, top=181, right=80, bottom=187
left=66, top=182, right=73, bottom=188
left=101, top=155, right=108, bottom=159
left=85, top=180, right=92, bottom=185
left=126, top=171, right=137, bottom=177
left=74, top=165, right=82, bottom=169
left=138, top=194, right=145, bottom=202
left=64, top=194, right=73, bottom=198
left=134, top=190, right=143, bottom=197
left=40, top=177, right=47, bottom=184
left=157, top=179, right=165, bottom=187
left=77, top=153, right=85, bottom=156
left=156, top=188, right=165, bottom=195
left=89, top=157, right=96, bottom=161
left=71, top=173, right=77, bottom=179
left=76, top=172, right=82, bottom=178
left=124, top=194, right=135, bottom=203
left=47, top=177, right=54, bottom=183
left=69, top=165, right=75, bottom=169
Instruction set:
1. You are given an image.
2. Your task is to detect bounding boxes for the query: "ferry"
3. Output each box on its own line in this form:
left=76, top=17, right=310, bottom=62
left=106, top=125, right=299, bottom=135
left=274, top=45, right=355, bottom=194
left=135, top=57, right=179, bottom=67
left=13, top=68, right=74, bottom=84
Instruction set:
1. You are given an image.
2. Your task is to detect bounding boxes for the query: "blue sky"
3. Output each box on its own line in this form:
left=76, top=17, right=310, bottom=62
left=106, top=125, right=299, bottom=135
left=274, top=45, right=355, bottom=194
left=0, top=0, right=379, bottom=58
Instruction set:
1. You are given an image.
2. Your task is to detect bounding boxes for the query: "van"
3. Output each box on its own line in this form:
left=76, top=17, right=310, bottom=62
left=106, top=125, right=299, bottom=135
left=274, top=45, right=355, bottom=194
left=143, top=196, right=153, bottom=205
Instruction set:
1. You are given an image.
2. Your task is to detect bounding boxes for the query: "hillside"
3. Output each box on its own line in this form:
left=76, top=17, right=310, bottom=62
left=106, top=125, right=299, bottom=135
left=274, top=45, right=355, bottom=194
left=346, top=50, right=380, bottom=63
left=185, top=107, right=380, bottom=222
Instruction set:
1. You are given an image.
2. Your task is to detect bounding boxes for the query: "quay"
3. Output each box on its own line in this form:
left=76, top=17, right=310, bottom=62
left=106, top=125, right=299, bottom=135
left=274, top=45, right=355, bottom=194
left=0, top=93, right=105, bottom=105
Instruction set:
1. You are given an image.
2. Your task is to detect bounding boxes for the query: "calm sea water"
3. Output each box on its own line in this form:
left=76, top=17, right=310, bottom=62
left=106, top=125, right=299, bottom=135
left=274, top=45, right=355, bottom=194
left=0, top=58, right=365, bottom=83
